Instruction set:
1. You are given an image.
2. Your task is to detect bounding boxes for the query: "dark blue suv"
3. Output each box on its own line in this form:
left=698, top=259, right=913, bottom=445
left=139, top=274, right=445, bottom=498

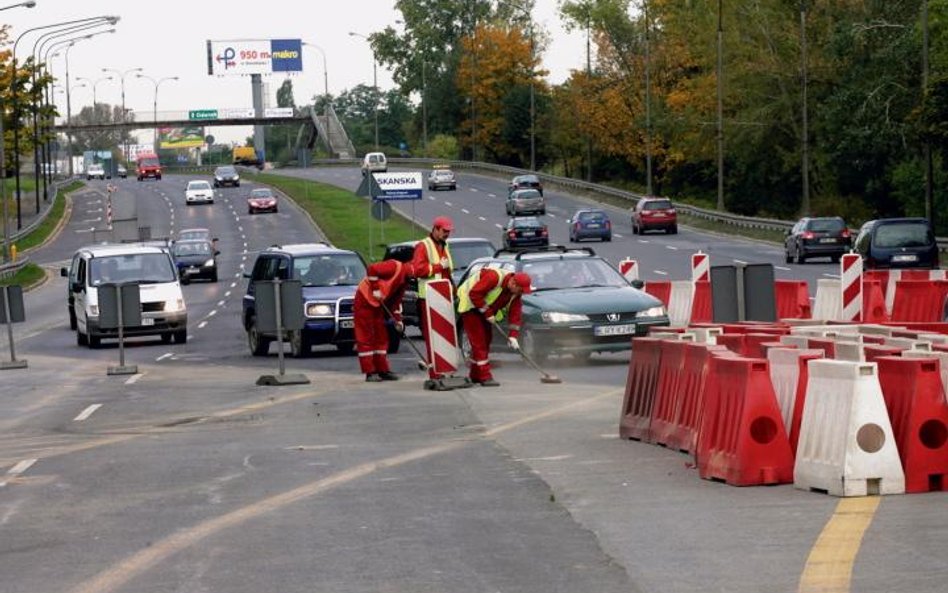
left=242, top=243, right=400, bottom=357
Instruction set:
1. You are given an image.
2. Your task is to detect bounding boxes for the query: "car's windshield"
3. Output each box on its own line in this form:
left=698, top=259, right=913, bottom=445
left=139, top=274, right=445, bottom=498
left=216, top=167, right=236, bottom=175
left=139, top=158, right=159, bottom=167
left=251, top=189, right=274, bottom=198
left=294, top=254, right=366, bottom=287
left=90, top=253, right=176, bottom=285
left=516, top=175, right=539, bottom=184
left=179, top=230, right=209, bottom=241
left=451, top=242, right=496, bottom=269
left=512, top=189, right=541, bottom=199
left=188, top=181, right=211, bottom=191
left=173, top=242, right=212, bottom=257
left=875, top=222, right=934, bottom=248
left=512, top=217, right=542, bottom=228
left=521, top=258, right=628, bottom=291
left=643, top=200, right=672, bottom=210
left=578, top=211, right=607, bottom=222
left=808, top=218, right=845, bottom=232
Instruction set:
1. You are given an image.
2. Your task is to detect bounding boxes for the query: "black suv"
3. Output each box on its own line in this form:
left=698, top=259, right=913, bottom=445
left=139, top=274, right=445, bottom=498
left=784, top=216, right=851, bottom=264
left=853, top=218, right=939, bottom=269
left=213, top=165, right=240, bottom=188
left=242, top=243, right=399, bottom=357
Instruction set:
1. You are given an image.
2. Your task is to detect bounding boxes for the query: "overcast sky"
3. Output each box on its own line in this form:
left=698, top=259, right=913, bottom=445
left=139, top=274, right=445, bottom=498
left=6, top=0, right=587, bottom=144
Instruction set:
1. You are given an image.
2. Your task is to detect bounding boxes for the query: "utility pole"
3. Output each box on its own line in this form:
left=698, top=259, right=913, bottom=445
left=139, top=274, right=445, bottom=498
left=800, top=1, right=810, bottom=216
left=716, top=0, right=725, bottom=211
left=644, top=0, right=653, bottom=196
left=585, top=9, right=593, bottom=182
left=923, top=0, right=934, bottom=227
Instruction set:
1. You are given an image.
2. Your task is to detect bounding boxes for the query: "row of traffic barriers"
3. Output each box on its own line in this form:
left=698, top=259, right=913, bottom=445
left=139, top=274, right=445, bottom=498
left=620, top=322, right=948, bottom=495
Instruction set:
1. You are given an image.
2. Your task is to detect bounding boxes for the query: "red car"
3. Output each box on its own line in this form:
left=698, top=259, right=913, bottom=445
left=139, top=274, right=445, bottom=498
left=247, top=187, right=279, bottom=214
left=632, top=197, right=677, bottom=234
left=136, top=153, right=162, bottom=181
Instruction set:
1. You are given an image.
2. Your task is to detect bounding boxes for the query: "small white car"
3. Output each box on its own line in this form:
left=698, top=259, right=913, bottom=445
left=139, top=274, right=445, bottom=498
left=360, top=152, right=387, bottom=176
left=86, top=163, right=106, bottom=180
left=185, top=180, right=215, bottom=205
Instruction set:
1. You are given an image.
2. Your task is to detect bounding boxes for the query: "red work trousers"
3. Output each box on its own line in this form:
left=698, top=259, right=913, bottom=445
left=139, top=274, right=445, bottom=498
left=461, top=311, right=493, bottom=383
left=353, top=296, right=390, bottom=375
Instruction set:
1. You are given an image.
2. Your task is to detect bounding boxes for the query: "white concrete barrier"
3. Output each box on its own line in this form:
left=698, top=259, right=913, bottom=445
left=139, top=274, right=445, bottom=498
left=812, top=279, right=843, bottom=322
left=834, top=341, right=865, bottom=362
left=688, top=326, right=721, bottom=344
left=667, top=280, right=695, bottom=328
left=780, top=335, right=811, bottom=349
left=794, top=359, right=905, bottom=496
left=768, top=348, right=823, bottom=433
left=883, top=337, right=932, bottom=352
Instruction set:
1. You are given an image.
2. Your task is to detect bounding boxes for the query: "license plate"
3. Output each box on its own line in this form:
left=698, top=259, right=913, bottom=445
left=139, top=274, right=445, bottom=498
left=522, top=231, right=535, bottom=237
left=142, top=318, right=155, bottom=326
left=651, top=213, right=665, bottom=218
left=188, top=266, right=199, bottom=273
left=339, top=319, right=355, bottom=329
left=892, top=254, right=918, bottom=263
left=594, top=323, right=636, bottom=337
left=586, top=223, right=600, bottom=228
left=819, top=238, right=836, bottom=243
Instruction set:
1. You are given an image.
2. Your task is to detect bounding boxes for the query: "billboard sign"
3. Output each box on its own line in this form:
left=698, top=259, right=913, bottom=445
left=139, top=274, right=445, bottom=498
left=373, top=172, right=423, bottom=200
left=207, top=39, right=303, bottom=76
left=264, top=107, right=294, bottom=118
left=159, top=127, right=205, bottom=149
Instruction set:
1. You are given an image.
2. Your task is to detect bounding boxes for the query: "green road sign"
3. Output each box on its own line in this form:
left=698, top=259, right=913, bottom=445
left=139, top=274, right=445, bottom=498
left=189, top=109, right=218, bottom=121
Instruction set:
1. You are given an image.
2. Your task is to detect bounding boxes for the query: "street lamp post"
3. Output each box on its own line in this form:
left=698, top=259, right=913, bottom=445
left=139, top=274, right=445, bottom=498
left=76, top=75, right=113, bottom=123
left=348, top=32, right=379, bottom=151
left=496, top=0, right=536, bottom=170
left=301, top=42, right=330, bottom=114
left=716, top=0, right=725, bottom=211
left=136, top=74, right=179, bottom=153
left=102, top=66, right=142, bottom=163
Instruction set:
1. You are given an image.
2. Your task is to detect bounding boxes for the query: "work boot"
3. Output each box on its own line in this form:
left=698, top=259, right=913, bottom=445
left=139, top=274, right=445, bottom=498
left=379, top=371, right=400, bottom=381
left=365, top=373, right=382, bottom=382
left=477, top=378, right=500, bottom=387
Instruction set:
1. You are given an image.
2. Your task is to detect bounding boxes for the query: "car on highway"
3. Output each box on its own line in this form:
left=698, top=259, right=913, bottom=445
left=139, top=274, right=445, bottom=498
left=246, top=187, right=278, bottom=214
left=213, top=165, right=241, bottom=188
left=361, top=151, right=388, bottom=176
left=784, top=216, right=851, bottom=263
left=136, top=153, right=162, bottom=181
left=506, top=188, right=546, bottom=216
left=457, top=246, right=669, bottom=362
left=632, top=197, right=677, bottom=234
left=503, top=216, right=549, bottom=249
left=508, top=174, right=543, bottom=196
left=172, top=239, right=220, bottom=282
left=185, top=180, right=215, bottom=205
left=86, top=163, right=106, bottom=180
left=568, top=209, right=612, bottom=242
left=177, top=228, right=212, bottom=242
left=242, top=243, right=399, bottom=357
left=427, top=167, right=457, bottom=191
left=853, top=217, right=939, bottom=269
left=116, top=163, right=127, bottom=179
left=382, top=237, right=498, bottom=328
left=60, top=243, right=189, bottom=347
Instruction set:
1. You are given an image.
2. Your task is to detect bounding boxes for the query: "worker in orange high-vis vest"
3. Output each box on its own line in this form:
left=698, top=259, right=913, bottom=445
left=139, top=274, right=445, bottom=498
left=353, top=259, right=414, bottom=382
left=456, top=269, right=532, bottom=387
left=411, top=216, right=454, bottom=378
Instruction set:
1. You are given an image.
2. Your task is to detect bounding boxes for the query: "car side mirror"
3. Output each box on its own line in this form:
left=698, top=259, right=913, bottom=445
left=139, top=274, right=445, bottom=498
left=60, top=267, right=69, bottom=277
left=631, top=279, right=645, bottom=289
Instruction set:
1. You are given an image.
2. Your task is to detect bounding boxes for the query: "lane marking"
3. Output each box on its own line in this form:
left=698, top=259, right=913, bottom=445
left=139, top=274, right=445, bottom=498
left=823, top=273, right=841, bottom=279
left=734, top=259, right=748, bottom=265
left=445, top=201, right=453, bottom=206
left=775, top=266, right=792, bottom=271
left=797, top=497, right=881, bottom=593
left=224, top=291, right=231, bottom=297
left=7, top=459, right=37, bottom=475
left=198, top=321, right=208, bottom=329
left=208, top=310, right=217, bottom=317
left=73, top=404, right=103, bottom=421
left=478, top=216, right=486, bottom=221
left=495, top=223, right=503, bottom=229
left=654, top=270, right=668, bottom=276
left=462, top=208, right=470, bottom=214
left=665, top=245, right=678, bottom=250
left=614, top=234, right=624, bottom=239
left=488, top=193, right=496, bottom=198
left=156, top=353, right=173, bottom=362
left=230, top=282, right=237, bottom=288
left=217, top=300, right=225, bottom=307
left=125, top=374, right=143, bottom=385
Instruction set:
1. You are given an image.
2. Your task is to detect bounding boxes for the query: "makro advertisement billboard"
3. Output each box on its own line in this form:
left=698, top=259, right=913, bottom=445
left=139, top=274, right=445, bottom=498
left=159, top=126, right=205, bottom=149
left=207, top=39, right=303, bottom=76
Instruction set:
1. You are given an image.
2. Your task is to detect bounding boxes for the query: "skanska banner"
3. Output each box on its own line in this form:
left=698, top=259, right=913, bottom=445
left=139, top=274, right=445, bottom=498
left=373, top=172, right=423, bottom=200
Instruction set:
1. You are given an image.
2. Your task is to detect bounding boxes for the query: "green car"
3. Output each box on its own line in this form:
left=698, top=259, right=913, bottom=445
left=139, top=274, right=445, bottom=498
left=457, top=246, right=670, bottom=362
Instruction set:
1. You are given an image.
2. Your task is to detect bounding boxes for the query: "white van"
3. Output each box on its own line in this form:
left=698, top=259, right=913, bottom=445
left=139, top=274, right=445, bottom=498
left=61, top=244, right=189, bottom=347
left=360, top=152, right=387, bottom=176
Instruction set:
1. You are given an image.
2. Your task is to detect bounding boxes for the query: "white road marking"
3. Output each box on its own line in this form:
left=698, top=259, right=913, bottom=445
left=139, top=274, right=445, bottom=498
left=495, top=223, right=503, bottom=229
left=665, top=245, right=678, bottom=250
left=428, top=196, right=435, bottom=201
left=243, top=242, right=247, bottom=248
left=479, top=216, right=486, bottom=221
left=638, top=239, right=650, bottom=244
left=238, top=226, right=243, bottom=232
left=217, top=300, right=225, bottom=306
left=488, top=193, right=496, bottom=198
left=7, top=459, right=37, bottom=475
left=81, top=218, right=102, bottom=223
left=224, top=291, right=231, bottom=297
left=445, top=201, right=453, bottom=206
left=230, top=282, right=237, bottom=288
left=654, top=270, right=669, bottom=276
left=208, top=310, right=217, bottom=317
left=73, top=404, right=103, bottom=421
left=75, top=228, right=95, bottom=234
left=614, top=234, right=624, bottom=239
left=87, top=208, right=103, bottom=213
left=156, top=352, right=173, bottom=361
left=469, top=188, right=479, bottom=192
left=462, top=208, right=470, bottom=214
left=734, top=259, right=748, bottom=265
left=548, top=213, right=556, bottom=218
left=823, top=273, right=840, bottom=279
left=514, top=455, right=573, bottom=462
left=198, top=321, right=208, bottom=329
left=775, top=266, right=791, bottom=271
left=125, top=373, right=143, bottom=385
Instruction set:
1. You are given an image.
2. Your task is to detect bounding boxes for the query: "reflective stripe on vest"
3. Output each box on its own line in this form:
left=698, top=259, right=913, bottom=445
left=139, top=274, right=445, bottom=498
left=357, top=261, right=403, bottom=306
left=457, top=268, right=512, bottom=316
left=417, top=237, right=453, bottom=299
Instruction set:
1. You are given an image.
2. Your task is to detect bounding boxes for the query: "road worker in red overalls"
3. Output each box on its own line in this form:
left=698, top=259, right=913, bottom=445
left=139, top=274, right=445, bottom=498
left=354, top=259, right=414, bottom=382
left=456, top=268, right=532, bottom=386
left=411, top=216, right=454, bottom=379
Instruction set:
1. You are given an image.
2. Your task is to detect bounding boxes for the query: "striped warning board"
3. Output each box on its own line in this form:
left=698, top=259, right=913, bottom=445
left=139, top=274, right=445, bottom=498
left=619, top=258, right=639, bottom=282
left=424, top=279, right=459, bottom=375
left=691, top=251, right=709, bottom=283
left=841, top=253, right=862, bottom=322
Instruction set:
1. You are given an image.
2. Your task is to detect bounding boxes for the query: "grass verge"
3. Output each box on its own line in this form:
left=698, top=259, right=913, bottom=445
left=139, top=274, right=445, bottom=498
left=13, top=180, right=84, bottom=252
left=247, top=172, right=424, bottom=261
left=0, top=262, right=45, bottom=288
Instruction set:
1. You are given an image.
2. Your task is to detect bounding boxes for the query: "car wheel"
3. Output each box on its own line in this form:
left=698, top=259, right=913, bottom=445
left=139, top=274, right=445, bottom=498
left=830, top=255, right=841, bottom=264
left=290, top=330, right=312, bottom=358
left=88, top=333, right=101, bottom=349
left=604, top=234, right=612, bottom=242
left=160, top=332, right=173, bottom=344
left=248, top=208, right=254, bottom=215
left=68, top=307, right=77, bottom=330
left=785, top=248, right=793, bottom=264
left=521, top=328, right=549, bottom=364
left=173, top=330, right=187, bottom=344
left=632, top=222, right=638, bottom=235
left=795, top=245, right=805, bottom=264
left=235, top=182, right=240, bottom=187
left=76, top=328, right=88, bottom=346
left=210, top=270, right=218, bottom=282
left=669, top=225, right=678, bottom=235
left=247, top=318, right=271, bottom=356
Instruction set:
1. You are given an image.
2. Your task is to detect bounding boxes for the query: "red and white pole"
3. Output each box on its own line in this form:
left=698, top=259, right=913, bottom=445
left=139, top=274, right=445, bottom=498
left=691, top=251, right=710, bottom=283
left=841, top=253, right=863, bottom=322
left=619, top=258, right=639, bottom=282
left=423, top=278, right=460, bottom=376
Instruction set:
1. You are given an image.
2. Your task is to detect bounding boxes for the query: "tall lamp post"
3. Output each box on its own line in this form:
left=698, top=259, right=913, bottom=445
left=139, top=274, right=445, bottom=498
left=799, top=1, right=810, bottom=216
left=102, top=66, right=142, bottom=163
left=301, top=42, right=330, bottom=114
left=496, top=0, right=536, bottom=170
left=0, top=0, right=38, bottom=263
left=715, top=0, right=725, bottom=211
left=135, top=74, right=179, bottom=153
left=76, top=75, right=113, bottom=123
left=348, top=32, right=379, bottom=151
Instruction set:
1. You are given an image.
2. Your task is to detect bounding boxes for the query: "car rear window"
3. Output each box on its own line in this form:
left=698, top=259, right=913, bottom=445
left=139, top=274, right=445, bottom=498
left=643, top=200, right=672, bottom=210
left=807, top=219, right=845, bottom=232
left=874, top=222, right=934, bottom=249
left=578, top=212, right=607, bottom=222
left=251, top=189, right=274, bottom=198
left=513, top=189, right=541, bottom=199
left=513, top=217, right=542, bottom=228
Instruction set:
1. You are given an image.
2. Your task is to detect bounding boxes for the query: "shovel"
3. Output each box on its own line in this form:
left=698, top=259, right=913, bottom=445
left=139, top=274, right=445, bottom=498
left=489, top=320, right=562, bottom=384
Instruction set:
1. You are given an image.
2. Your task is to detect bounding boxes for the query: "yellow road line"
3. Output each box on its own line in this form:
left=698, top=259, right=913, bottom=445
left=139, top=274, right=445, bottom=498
left=798, top=497, right=881, bottom=593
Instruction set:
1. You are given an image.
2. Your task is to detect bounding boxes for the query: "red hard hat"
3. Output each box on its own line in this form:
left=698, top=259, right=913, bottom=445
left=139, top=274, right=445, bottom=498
left=432, top=216, right=454, bottom=231
left=512, top=272, right=532, bottom=294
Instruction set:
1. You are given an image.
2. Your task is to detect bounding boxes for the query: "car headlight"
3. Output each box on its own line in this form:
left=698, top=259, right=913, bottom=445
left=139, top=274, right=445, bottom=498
left=165, top=298, right=185, bottom=312
left=203, top=259, right=215, bottom=267
left=541, top=312, right=590, bottom=323
left=215, top=176, right=222, bottom=181
left=306, top=303, right=334, bottom=317
left=636, top=306, right=666, bottom=318
left=233, top=175, right=239, bottom=180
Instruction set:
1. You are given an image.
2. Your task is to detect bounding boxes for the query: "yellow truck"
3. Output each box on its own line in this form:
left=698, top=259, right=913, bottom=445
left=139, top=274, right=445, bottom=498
left=233, top=146, right=260, bottom=167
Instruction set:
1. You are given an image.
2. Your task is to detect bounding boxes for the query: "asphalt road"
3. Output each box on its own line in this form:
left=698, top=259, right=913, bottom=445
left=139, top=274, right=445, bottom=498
left=0, top=171, right=944, bottom=593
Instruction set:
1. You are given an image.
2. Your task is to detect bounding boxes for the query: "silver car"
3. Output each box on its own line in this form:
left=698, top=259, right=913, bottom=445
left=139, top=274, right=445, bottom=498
left=427, top=168, right=457, bottom=191
left=505, top=188, right=546, bottom=216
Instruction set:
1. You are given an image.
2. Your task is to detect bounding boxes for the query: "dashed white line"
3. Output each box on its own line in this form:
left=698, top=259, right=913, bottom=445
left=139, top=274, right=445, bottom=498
left=462, top=208, right=470, bottom=214
left=479, top=216, right=486, bottom=221
left=775, top=266, right=791, bottom=271
left=217, top=300, right=225, bottom=306
left=488, top=193, right=496, bottom=198
left=156, top=352, right=173, bottom=361
left=230, top=282, right=237, bottom=288
left=445, top=201, right=453, bottom=206
left=614, top=234, right=624, bottom=239
left=654, top=270, right=669, bottom=276
left=224, top=291, right=231, bottom=297
left=665, top=245, right=678, bottom=250
left=125, top=373, right=143, bottom=385
left=494, top=223, right=503, bottom=229
left=734, top=259, right=748, bottom=265
left=637, top=239, right=650, bottom=244
left=548, top=213, right=556, bottom=218
left=823, top=273, right=840, bottom=279
left=238, top=226, right=243, bottom=232
left=73, top=404, right=103, bottom=421
left=198, top=321, right=208, bottom=329
left=7, top=459, right=37, bottom=475
left=208, top=310, right=217, bottom=317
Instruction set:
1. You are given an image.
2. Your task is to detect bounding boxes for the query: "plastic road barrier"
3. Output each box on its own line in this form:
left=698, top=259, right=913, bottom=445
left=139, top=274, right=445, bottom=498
left=619, top=258, right=639, bottom=282
left=650, top=340, right=691, bottom=445
left=691, top=251, right=710, bottom=283
left=891, top=280, right=948, bottom=323
left=620, top=338, right=664, bottom=441
left=876, top=356, right=948, bottom=493
left=695, top=356, right=795, bottom=486
left=813, top=279, right=843, bottom=321
left=644, top=281, right=672, bottom=308
left=767, top=348, right=824, bottom=455
left=775, top=280, right=812, bottom=320
left=667, top=281, right=695, bottom=328
left=841, top=253, right=863, bottom=322
left=794, top=359, right=905, bottom=496
left=423, top=279, right=460, bottom=376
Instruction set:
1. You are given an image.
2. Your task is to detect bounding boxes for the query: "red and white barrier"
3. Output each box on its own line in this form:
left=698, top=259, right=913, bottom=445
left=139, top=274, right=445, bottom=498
left=691, top=251, right=710, bottom=283
left=841, top=254, right=862, bottom=322
left=619, top=258, right=639, bottom=282
left=423, top=279, right=460, bottom=376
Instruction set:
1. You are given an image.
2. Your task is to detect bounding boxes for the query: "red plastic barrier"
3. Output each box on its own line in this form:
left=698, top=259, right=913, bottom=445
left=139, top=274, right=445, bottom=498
left=649, top=340, right=691, bottom=446
left=807, top=337, right=837, bottom=359
left=620, top=338, right=664, bottom=441
left=862, top=279, right=889, bottom=323
left=666, top=344, right=733, bottom=453
left=787, top=350, right=825, bottom=455
left=744, top=333, right=784, bottom=358
left=695, top=356, right=795, bottom=486
left=882, top=322, right=948, bottom=335
left=775, top=280, right=812, bottom=320
left=935, top=343, right=948, bottom=353
left=900, top=270, right=933, bottom=281
left=877, top=357, right=948, bottom=492
left=862, top=335, right=886, bottom=345
left=715, top=333, right=745, bottom=354
left=864, top=345, right=903, bottom=363
left=891, top=280, right=948, bottom=322
left=691, top=281, right=712, bottom=324
left=644, top=281, right=672, bottom=307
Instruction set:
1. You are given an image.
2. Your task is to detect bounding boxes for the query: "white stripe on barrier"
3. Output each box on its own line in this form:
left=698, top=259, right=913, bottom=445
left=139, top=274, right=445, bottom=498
left=666, top=281, right=695, bottom=328
left=841, top=254, right=862, bottom=322
left=424, top=279, right=459, bottom=374
left=767, top=348, right=820, bottom=433
left=812, top=279, right=843, bottom=321
left=884, top=270, right=901, bottom=315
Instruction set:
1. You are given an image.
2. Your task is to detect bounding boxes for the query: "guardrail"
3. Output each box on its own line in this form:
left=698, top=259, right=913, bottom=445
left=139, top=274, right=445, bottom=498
left=308, top=157, right=948, bottom=252
left=6, top=178, right=69, bottom=246
left=0, top=256, right=30, bottom=280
